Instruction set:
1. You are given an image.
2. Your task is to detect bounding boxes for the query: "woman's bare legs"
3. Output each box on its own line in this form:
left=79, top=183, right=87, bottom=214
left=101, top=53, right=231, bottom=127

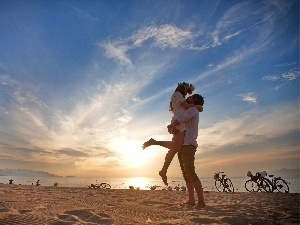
left=142, top=131, right=185, bottom=185
left=159, top=132, right=184, bottom=185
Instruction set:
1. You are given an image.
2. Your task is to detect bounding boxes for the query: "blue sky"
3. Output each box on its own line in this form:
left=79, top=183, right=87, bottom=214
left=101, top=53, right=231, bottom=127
left=0, top=0, right=299, bottom=178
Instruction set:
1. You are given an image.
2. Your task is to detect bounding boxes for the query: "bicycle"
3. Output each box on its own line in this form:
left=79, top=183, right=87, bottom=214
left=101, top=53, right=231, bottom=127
left=214, top=172, right=234, bottom=192
left=245, top=171, right=274, bottom=192
left=88, top=180, right=111, bottom=189
left=261, top=174, right=289, bottom=193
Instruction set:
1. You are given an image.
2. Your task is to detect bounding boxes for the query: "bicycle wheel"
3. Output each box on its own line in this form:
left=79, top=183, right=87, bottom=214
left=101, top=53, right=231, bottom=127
left=215, top=179, right=223, bottom=192
left=100, top=183, right=111, bottom=189
left=275, top=178, right=289, bottom=193
left=245, top=180, right=259, bottom=192
left=224, top=178, right=234, bottom=192
left=259, top=179, right=272, bottom=192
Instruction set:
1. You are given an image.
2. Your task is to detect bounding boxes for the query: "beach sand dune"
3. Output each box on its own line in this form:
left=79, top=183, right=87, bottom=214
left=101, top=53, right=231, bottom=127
left=0, top=184, right=298, bottom=224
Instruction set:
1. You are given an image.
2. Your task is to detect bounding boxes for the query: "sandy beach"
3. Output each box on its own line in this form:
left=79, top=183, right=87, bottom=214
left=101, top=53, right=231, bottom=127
left=0, top=184, right=298, bottom=225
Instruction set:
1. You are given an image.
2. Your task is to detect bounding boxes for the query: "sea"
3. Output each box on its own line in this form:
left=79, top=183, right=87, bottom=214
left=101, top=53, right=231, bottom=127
left=1, top=176, right=299, bottom=193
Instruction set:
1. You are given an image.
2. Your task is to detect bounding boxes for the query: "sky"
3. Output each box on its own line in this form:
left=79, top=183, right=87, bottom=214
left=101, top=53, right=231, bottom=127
left=0, top=0, right=299, bottom=178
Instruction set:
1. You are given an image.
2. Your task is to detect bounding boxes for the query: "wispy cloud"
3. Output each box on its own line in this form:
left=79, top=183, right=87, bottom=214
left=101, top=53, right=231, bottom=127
left=263, top=75, right=280, bottom=81
left=100, top=41, right=132, bottom=66
left=57, top=148, right=88, bottom=157
left=282, top=69, right=300, bottom=81
left=209, top=0, right=281, bottom=48
left=263, top=67, right=300, bottom=90
left=66, top=3, right=101, bottom=23
left=130, top=24, right=194, bottom=48
left=238, top=92, right=257, bottom=103
left=100, top=24, right=195, bottom=66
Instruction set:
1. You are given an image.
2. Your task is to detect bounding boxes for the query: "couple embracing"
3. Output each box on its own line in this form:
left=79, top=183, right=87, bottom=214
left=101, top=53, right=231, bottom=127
left=143, top=82, right=205, bottom=208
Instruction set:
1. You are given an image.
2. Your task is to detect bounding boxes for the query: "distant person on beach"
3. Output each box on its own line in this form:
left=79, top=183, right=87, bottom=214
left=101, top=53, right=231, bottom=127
left=144, top=94, right=205, bottom=208
left=143, top=82, right=202, bottom=186
left=36, top=180, right=40, bottom=186
left=9, top=179, right=13, bottom=184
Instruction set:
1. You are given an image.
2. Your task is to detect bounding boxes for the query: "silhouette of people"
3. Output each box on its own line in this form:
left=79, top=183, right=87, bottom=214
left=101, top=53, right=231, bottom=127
left=9, top=179, right=13, bottom=184
left=144, top=94, right=205, bottom=208
left=168, top=94, right=205, bottom=208
left=143, top=82, right=202, bottom=185
left=36, top=180, right=40, bottom=186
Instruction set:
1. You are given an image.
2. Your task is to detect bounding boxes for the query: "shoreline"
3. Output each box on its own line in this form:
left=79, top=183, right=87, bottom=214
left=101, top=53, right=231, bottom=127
left=0, top=184, right=299, bottom=224
left=1, top=176, right=298, bottom=193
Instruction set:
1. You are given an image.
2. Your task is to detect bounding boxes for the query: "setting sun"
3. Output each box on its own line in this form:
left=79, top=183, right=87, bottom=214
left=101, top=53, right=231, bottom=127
left=111, top=139, right=153, bottom=166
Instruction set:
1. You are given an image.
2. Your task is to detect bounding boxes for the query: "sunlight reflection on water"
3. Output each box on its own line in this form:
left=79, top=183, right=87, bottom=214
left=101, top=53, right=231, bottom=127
left=127, top=177, right=149, bottom=189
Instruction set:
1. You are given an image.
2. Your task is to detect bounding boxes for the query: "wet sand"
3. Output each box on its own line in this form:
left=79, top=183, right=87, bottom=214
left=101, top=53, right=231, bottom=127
left=0, top=184, right=299, bottom=224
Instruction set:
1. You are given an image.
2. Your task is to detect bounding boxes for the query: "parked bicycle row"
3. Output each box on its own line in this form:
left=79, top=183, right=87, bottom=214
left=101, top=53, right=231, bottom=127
left=245, top=171, right=289, bottom=193
left=214, top=171, right=290, bottom=193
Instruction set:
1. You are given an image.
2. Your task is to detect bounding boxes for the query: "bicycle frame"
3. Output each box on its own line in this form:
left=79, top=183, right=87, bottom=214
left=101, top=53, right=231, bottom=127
left=214, top=172, right=234, bottom=192
left=263, top=176, right=276, bottom=192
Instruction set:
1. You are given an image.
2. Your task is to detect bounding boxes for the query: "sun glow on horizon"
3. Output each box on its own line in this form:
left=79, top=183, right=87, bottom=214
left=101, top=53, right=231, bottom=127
left=128, top=177, right=151, bottom=190
left=111, top=139, right=153, bottom=166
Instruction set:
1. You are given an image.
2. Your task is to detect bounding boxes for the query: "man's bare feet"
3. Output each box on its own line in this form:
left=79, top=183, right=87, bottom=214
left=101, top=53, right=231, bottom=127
left=195, top=203, right=206, bottom=209
left=159, top=170, right=168, bottom=186
left=181, top=201, right=196, bottom=207
left=142, top=138, right=156, bottom=150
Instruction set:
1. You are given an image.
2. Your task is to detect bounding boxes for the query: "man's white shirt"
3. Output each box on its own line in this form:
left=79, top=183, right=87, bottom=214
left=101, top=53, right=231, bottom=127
left=177, top=107, right=199, bottom=147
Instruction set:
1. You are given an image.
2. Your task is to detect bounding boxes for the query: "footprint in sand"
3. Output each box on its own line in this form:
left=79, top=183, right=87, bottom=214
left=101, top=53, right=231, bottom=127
left=52, top=209, right=113, bottom=225
left=0, top=207, right=47, bottom=224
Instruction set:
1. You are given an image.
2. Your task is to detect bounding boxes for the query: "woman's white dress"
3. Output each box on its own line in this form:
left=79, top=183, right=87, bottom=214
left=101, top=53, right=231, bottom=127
left=170, top=91, right=186, bottom=132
